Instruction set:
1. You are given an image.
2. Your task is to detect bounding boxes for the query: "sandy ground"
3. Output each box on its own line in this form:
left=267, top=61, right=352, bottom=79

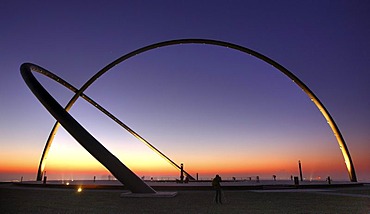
left=0, top=183, right=369, bottom=213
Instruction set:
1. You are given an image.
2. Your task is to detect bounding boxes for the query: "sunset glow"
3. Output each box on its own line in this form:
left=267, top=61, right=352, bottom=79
left=1, top=1, right=369, bottom=183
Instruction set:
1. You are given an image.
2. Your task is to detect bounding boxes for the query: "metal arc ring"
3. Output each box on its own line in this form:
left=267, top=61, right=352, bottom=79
left=30, top=38, right=356, bottom=182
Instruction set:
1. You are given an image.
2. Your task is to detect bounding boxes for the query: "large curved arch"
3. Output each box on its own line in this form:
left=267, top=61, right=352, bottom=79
left=37, top=38, right=357, bottom=182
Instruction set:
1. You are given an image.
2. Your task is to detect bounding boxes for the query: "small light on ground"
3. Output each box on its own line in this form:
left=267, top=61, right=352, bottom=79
left=77, top=187, right=82, bottom=192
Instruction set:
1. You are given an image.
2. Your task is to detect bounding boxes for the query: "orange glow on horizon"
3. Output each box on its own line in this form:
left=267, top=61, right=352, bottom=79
left=0, top=158, right=351, bottom=181
left=0, top=136, right=355, bottom=181
left=0, top=154, right=350, bottom=180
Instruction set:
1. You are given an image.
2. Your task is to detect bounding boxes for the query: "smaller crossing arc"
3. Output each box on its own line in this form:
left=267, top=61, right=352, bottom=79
left=29, top=63, right=195, bottom=180
left=21, top=63, right=156, bottom=193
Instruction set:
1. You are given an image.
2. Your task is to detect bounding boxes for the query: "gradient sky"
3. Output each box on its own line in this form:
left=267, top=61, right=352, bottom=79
left=1, top=1, right=369, bottom=182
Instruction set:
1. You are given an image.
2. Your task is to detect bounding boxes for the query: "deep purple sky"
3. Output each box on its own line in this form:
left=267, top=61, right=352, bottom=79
left=1, top=1, right=369, bottom=181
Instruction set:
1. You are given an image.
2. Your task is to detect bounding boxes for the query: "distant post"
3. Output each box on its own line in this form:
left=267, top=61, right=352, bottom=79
left=180, top=163, right=184, bottom=182
left=294, top=176, right=299, bottom=185
left=43, top=171, right=47, bottom=184
left=298, top=160, right=303, bottom=181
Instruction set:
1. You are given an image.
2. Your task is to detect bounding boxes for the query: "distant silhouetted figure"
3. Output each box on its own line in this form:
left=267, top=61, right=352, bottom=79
left=212, top=174, right=222, bottom=204
left=326, top=176, right=331, bottom=184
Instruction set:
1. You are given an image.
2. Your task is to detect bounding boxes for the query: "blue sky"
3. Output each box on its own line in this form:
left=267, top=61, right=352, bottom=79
left=1, top=0, right=369, bottom=181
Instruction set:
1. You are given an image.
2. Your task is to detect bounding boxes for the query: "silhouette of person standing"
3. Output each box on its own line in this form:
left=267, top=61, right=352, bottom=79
left=212, top=174, right=222, bottom=204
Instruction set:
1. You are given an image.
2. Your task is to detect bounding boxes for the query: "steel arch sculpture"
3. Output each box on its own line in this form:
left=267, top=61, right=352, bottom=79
left=32, top=38, right=357, bottom=182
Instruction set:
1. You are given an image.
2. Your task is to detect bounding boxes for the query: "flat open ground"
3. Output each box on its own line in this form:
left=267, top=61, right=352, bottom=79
left=0, top=182, right=369, bottom=213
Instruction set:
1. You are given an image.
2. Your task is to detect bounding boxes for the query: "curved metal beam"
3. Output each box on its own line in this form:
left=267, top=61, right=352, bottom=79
left=37, top=38, right=357, bottom=182
left=21, top=63, right=156, bottom=193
